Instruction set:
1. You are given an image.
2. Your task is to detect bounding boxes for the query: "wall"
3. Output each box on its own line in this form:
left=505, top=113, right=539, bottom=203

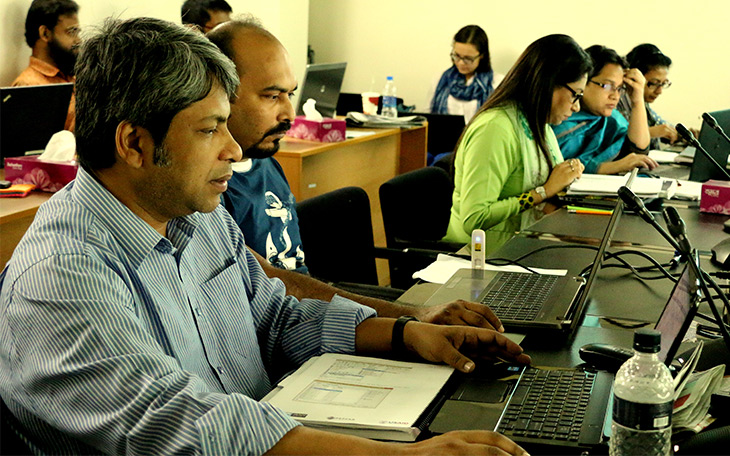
left=1, top=0, right=309, bottom=89
left=309, top=0, right=730, bottom=129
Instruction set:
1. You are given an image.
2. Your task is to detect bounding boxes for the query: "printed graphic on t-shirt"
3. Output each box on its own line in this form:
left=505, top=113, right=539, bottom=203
left=263, top=191, right=305, bottom=270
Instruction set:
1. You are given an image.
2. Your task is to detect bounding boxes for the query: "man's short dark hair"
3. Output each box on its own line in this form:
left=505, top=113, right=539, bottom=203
left=585, top=45, right=628, bottom=79
left=181, top=0, right=232, bottom=30
left=24, top=0, right=79, bottom=47
left=74, top=17, right=239, bottom=171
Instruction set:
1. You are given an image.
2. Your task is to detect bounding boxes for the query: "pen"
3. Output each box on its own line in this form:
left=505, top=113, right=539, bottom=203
left=566, top=205, right=613, bottom=215
left=568, top=209, right=613, bottom=215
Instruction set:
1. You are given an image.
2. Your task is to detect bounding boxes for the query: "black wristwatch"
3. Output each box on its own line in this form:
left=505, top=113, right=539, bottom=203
left=392, top=316, right=419, bottom=356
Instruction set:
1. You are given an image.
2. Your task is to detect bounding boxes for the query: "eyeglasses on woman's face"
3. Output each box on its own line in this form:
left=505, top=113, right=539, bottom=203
left=646, top=80, right=672, bottom=90
left=562, top=84, right=584, bottom=104
left=450, top=52, right=481, bottom=65
left=589, top=80, right=626, bottom=94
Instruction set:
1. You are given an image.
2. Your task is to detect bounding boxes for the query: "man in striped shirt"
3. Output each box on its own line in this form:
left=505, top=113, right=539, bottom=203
left=0, top=17, right=529, bottom=456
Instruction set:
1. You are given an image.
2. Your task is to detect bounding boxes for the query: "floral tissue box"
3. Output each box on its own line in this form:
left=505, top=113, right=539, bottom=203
left=700, top=180, right=730, bottom=215
left=286, top=116, right=346, bottom=143
left=4, top=155, right=78, bottom=193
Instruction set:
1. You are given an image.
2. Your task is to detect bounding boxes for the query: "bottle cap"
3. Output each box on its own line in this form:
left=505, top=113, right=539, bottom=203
left=633, top=328, right=661, bottom=353
left=386, top=76, right=393, bottom=80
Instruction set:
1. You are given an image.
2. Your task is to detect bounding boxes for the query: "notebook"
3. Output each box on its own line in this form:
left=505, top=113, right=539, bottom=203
left=428, top=260, right=700, bottom=451
left=422, top=171, right=636, bottom=335
left=295, top=62, right=347, bottom=119
left=0, top=83, right=73, bottom=164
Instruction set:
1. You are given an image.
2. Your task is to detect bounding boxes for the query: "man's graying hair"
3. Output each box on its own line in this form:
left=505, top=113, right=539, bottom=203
left=74, top=17, right=239, bottom=171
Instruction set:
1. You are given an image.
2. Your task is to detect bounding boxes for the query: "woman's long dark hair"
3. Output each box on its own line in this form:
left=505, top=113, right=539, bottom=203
left=451, top=34, right=592, bottom=175
left=453, top=25, right=492, bottom=74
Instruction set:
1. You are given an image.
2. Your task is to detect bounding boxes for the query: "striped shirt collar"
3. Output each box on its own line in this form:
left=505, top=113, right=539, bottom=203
left=71, top=166, right=202, bottom=269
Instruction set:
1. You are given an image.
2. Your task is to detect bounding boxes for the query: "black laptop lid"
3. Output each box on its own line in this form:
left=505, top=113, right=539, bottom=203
left=655, top=260, right=700, bottom=364
left=1, top=83, right=73, bottom=163
left=689, top=109, right=730, bottom=182
left=295, top=62, right=347, bottom=119
left=409, top=112, right=465, bottom=155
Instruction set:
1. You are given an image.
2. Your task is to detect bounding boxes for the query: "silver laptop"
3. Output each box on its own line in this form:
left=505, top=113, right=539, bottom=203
left=428, top=260, right=700, bottom=451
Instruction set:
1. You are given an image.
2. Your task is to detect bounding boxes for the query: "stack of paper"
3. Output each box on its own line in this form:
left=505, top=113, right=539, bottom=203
left=263, top=354, right=454, bottom=441
left=345, top=112, right=426, bottom=129
left=566, top=173, right=665, bottom=197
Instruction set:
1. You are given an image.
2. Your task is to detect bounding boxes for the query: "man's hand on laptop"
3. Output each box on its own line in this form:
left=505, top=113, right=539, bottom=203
left=407, top=430, right=529, bottom=456
left=403, top=322, right=531, bottom=373
left=411, top=299, right=505, bottom=332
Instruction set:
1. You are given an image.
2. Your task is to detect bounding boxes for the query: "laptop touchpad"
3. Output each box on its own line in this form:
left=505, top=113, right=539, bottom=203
left=451, top=377, right=512, bottom=403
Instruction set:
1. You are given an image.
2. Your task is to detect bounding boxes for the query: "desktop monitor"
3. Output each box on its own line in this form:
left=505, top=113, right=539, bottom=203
left=689, top=108, right=730, bottom=182
left=0, top=83, right=74, bottom=164
left=295, top=62, right=347, bottom=119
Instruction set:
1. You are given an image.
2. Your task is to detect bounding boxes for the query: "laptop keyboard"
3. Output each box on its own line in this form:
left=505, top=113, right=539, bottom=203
left=480, top=273, right=559, bottom=321
left=498, top=368, right=595, bottom=442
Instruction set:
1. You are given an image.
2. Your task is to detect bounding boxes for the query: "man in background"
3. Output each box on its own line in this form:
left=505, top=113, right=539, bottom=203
left=207, top=18, right=505, bottom=329
left=181, top=0, right=232, bottom=33
left=12, top=0, right=80, bottom=131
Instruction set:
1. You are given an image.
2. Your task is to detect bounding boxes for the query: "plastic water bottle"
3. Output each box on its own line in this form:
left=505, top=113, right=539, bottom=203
left=381, top=76, right=398, bottom=118
left=610, top=329, right=674, bottom=456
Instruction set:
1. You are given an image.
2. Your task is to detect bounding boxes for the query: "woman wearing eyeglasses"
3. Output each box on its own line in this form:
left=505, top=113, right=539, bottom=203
left=618, top=44, right=689, bottom=148
left=443, top=34, right=591, bottom=243
left=428, top=25, right=495, bottom=123
left=552, top=45, right=657, bottom=175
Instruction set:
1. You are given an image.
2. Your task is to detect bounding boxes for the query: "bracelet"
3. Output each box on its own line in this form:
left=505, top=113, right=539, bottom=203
left=392, top=316, right=419, bottom=356
left=517, top=191, right=535, bottom=211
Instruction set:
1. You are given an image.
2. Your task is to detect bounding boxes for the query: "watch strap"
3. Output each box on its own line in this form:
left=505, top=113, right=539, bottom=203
left=392, top=316, right=418, bottom=356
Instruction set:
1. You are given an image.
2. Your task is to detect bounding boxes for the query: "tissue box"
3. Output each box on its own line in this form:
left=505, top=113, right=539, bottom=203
left=700, top=180, right=730, bottom=214
left=286, top=116, right=346, bottom=142
left=4, top=156, right=78, bottom=193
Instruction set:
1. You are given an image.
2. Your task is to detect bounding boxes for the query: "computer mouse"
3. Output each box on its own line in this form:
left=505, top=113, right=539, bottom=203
left=579, top=343, right=633, bottom=373
left=711, top=238, right=730, bottom=269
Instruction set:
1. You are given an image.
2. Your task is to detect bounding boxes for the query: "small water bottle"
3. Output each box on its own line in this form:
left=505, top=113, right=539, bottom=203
left=610, top=329, right=674, bottom=456
left=381, top=76, right=398, bottom=118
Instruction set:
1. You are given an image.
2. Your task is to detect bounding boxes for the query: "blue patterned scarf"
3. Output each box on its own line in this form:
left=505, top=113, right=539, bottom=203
left=430, top=65, right=494, bottom=114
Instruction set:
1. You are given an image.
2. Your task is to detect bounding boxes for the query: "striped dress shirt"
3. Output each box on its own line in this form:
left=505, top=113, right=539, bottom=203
left=0, top=167, right=375, bottom=455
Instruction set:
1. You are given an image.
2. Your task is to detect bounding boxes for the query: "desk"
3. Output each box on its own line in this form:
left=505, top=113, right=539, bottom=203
left=404, top=201, right=728, bottom=452
left=0, top=170, right=51, bottom=270
left=278, top=126, right=427, bottom=284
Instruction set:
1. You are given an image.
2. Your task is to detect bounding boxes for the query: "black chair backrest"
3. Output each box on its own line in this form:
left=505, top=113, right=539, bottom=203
left=379, top=167, right=454, bottom=249
left=295, top=186, right=379, bottom=285
left=336, top=92, right=362, bottom=116
left=1, top=397, right=33, bottom=455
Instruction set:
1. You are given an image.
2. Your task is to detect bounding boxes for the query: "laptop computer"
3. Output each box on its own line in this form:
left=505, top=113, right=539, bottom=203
left=0, top=83, right=74, bottom=164
left=409, top=112, right=465, bottom=156
left=688, top=108, right=730, bottom=182
left=428, top=260, right=700, bottom=451
left=422, top=171, right=636, bottom=334
left=295, top=62, right=347, bottom=119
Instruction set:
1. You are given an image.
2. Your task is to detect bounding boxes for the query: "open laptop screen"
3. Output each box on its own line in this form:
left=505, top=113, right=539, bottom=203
left=295, top=62, right=347, bottom=119
left=0, top=83, right=73, bottom=162
left=655, top=261, right=699, bottom=364
left=689, top=108, right=730, bottom=182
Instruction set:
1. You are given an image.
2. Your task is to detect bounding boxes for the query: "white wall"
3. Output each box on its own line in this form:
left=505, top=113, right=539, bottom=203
left=1, top=0, right=309, bottom=89
left=309, top=0, right=730, bottom=130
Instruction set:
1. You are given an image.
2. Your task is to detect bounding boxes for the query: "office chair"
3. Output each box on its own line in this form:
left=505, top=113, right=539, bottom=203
left=295, top=186, right=405, bottom=301
left=379, top=167, right=462, bottom=288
